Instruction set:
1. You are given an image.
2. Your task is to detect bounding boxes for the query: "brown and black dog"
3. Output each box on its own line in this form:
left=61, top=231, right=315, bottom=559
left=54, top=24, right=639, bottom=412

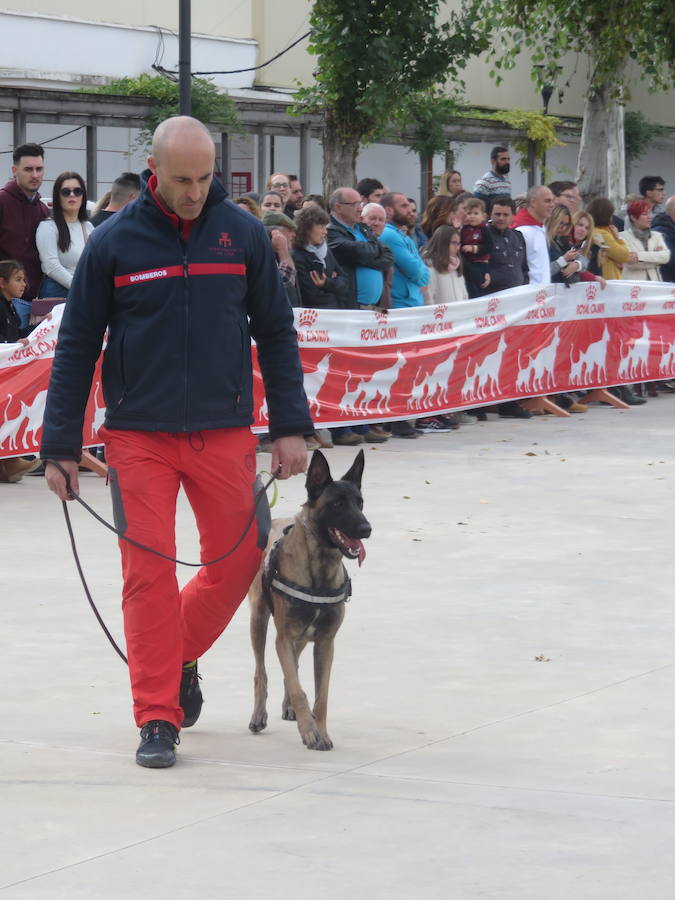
left=248, top=450, right=371, bottom=750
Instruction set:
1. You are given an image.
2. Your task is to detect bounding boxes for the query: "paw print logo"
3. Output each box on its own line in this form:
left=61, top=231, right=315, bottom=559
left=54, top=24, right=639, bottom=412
left=535, top=290, right=548, bottom=305
left=374, top=309, right=389, bottom=325
left=630, top=285, right=641, bottom=300
left=487, top=298, right=500, bottom=314
left=585, top=284, right=597, bottom=301
left=433, top=304, right=449, bottom=321
left=298, top=309, right=318, bottom=328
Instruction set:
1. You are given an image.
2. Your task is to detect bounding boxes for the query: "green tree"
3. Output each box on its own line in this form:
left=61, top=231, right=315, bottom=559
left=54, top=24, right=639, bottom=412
left=93, top=73, right=240, bottom=148
left=294, top=0, right=486, bottom=196
left=391, top=88, right=462, bottom=207
left=472, top=0, right=675, bottom=202
left=624, top=110, right=669, bottom=181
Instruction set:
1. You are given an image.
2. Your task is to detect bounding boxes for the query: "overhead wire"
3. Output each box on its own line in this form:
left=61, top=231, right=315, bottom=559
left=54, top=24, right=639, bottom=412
left=0, top=124, right=85, bottom=155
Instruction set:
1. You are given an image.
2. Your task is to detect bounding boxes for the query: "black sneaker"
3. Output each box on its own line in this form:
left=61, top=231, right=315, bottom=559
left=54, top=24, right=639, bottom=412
left=415, top=417, right=453, bottom=433
left=390, top=421, right=418, bottom=438
left=180, top=660, right=203, bottom=728
left=498, top=402, right=533, bottom=419
left=136, top=720, right=179, bottom=768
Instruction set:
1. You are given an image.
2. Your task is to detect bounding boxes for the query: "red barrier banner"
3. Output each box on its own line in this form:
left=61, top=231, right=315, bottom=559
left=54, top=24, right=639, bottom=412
left=2, top=281, right=675, bottom=458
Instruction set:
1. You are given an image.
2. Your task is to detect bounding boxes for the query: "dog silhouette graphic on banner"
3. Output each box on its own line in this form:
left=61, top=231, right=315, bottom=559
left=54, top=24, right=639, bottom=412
left=407, top=348, right=458, bottom=410
left=618, top=322, right=651, bottom=381
left=577, top=325, right=610, bottom=385
left=462, top=334, right=507, bottom=402
left=337, top=350, right=407, bottom=414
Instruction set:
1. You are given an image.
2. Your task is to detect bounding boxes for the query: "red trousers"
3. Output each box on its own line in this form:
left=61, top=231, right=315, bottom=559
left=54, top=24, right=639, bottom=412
left=100, top=427, right=265, bottom=730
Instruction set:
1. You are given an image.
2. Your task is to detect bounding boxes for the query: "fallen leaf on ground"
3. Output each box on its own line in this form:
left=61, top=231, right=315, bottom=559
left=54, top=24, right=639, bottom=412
left=534, top=655, right=551, bottom=662
left=525, top=451, right=537, bottom=456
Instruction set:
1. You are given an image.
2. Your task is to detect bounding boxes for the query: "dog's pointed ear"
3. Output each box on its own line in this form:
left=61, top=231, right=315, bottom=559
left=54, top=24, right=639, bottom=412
left=341, top=449, right=364, bottom=490
left=306, top=449, right=333, bottom=503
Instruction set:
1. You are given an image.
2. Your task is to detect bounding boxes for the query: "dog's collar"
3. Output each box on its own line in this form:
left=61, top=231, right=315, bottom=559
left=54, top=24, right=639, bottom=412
left=264, top=530, right=351, bottom=605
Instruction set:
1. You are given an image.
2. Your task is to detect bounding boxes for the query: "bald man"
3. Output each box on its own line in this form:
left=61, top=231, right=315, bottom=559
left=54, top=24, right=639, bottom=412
left=511, top=185, right=555, bottom=284
left=41, top=117, right=312, bottom=768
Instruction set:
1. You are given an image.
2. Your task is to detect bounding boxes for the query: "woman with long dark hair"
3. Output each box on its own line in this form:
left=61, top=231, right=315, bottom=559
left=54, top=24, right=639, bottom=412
left=36, top=171, right=92, bottom=298
left=420, top=195, right=454, bottom=237
left=421, top=224, right=467, bottom=302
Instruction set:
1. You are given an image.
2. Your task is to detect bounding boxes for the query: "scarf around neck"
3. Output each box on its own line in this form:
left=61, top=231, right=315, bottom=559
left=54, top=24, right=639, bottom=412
left=630, top=224, right=651, bottom=251
left=305, top=241, right=328, bottom=264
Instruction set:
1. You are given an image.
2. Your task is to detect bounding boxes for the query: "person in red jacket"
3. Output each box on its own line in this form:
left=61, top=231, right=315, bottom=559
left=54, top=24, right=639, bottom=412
left=0, top=143, right=49, bottom=299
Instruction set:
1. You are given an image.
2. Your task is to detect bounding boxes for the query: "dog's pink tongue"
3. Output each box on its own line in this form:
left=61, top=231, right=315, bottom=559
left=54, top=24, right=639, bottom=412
left=357, top=540, right=366, bottom=567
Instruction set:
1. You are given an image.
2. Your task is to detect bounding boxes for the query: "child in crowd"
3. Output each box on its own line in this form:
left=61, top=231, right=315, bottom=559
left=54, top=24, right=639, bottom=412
left=0, top=259, right=31, bottom=345
left=421, top=224, right=468, bottom=303
left=0, top=259, right=44, bottom=482
left=459, top=198, right=492, bottom=297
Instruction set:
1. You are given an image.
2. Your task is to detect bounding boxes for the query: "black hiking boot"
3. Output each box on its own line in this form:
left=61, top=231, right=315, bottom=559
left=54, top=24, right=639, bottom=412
left=136, top=720, right=179, bottom=768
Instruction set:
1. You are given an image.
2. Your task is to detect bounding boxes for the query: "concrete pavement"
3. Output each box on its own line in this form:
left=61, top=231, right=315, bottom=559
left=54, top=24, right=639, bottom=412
left=2, top=399, right=675, bottom=898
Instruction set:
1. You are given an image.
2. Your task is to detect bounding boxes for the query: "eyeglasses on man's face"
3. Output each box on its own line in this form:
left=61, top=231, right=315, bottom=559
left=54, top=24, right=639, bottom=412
left=271, top=181, right=289, bottom=189
left=338, top=200, right=362, bottom=207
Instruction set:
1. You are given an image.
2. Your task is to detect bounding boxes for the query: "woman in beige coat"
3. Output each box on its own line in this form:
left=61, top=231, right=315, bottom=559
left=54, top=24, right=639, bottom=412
left=620, top=199, right=670, bottom=282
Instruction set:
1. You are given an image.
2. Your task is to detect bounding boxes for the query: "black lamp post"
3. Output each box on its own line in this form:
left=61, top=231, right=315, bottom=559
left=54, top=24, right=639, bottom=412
left=534, top=65, right=562, bottom=179
left=179, top=0, right=191, bottom=116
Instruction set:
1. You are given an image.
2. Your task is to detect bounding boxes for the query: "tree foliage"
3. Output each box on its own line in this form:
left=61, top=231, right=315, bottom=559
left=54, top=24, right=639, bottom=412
left=294, top=0, right=487, bottom=191
left=624, top=110, right=669, bottom=164
left=470, top=0, right=675, bottom=94
left=462, top=108, right=563, bottom=169
left=391, top=88, right=463, bottom=161
left=93, top=74, right=240, bottom=147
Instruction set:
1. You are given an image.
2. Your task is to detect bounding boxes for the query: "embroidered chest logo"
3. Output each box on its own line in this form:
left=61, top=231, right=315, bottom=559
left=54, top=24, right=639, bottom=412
left=218, top=232, right=232, bottom=248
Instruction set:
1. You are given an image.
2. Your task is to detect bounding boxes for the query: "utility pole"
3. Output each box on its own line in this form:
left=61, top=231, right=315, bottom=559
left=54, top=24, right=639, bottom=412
left=179, top=0, right=191, bottom=116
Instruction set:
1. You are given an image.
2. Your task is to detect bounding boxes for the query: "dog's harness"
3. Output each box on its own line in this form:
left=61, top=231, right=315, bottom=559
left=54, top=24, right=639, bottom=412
left=262, top=525, right=352, bottom=608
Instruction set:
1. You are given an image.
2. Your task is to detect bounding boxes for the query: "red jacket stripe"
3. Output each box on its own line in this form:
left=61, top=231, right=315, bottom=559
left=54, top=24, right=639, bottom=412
left=114, top=266, right=184, bottom=288
left=114, top=262, right=246, bottom=287
left=187, top=263, right=247, bottom=276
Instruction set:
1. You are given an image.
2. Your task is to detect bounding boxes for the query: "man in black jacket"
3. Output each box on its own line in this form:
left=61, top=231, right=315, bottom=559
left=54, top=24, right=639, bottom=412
left=327, top=187, right=393, bottom=309
left=486, top=196, right=529, bottom=292
left=652, top=197, right=675, bottom=283
left=486, top=196, right=532, bottom=419
left=41, top=117, right=312, bottom=768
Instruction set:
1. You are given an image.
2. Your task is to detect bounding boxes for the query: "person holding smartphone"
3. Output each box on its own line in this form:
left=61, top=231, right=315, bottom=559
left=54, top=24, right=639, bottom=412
left=291, top=205, right=350, bottom=309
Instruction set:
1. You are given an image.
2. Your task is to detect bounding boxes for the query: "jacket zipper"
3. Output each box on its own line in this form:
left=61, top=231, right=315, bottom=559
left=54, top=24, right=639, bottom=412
left=182, top=241, right=189, bottom=431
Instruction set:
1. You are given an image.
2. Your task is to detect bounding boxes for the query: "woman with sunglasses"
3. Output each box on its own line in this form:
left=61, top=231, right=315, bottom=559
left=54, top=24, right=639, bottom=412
left=36, top=171, right=93, bottom=298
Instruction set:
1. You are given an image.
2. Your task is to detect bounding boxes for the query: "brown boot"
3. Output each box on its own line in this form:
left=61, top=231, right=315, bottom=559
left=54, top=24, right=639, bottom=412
left=0, top=458, right=42, bottom=482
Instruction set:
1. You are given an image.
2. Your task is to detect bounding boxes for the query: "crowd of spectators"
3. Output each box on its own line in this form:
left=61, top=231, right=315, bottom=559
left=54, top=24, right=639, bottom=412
left=1, top=140, right=674, bottom=477
left=231, top=150, right=675, bottom=439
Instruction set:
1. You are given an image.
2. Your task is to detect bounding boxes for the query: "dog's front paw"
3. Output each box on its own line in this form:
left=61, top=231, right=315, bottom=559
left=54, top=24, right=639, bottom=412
left=281, top=705, right=296, bottom=721
left=248, top=709, right=268, bottom=733
left=301, top=725, right=333, bottom=751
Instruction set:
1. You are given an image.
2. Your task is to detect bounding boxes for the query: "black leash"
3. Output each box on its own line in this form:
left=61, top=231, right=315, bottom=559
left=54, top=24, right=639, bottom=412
left=50, top=460, right=280, bottom=665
